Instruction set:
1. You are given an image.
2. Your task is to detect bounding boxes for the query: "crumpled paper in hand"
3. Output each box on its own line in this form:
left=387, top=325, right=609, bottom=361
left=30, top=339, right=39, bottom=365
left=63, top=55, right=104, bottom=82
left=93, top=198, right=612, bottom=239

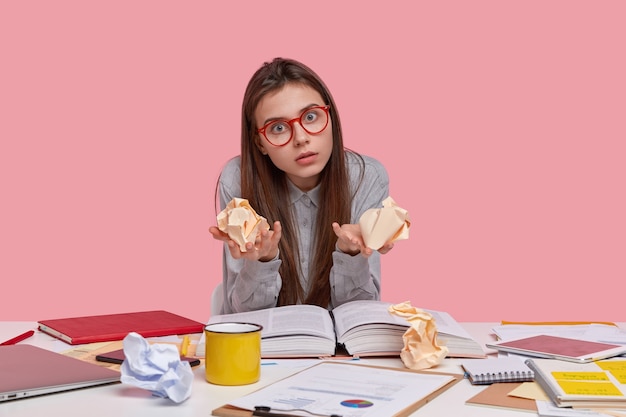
left=120, top=332, right=193, bottom=403
left=217, top=197, right=270, bottom=251
left=359, top=196, right=410, bottom=250
left=388, top=301, right=448, bottom=370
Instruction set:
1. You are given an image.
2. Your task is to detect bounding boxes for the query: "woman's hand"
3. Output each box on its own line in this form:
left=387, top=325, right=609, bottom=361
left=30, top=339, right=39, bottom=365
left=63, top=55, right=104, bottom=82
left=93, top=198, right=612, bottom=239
left=332, top=222, right=394, bottom=257
left=332, top=222, right=372, bottom=257
left=209, top=221, right=282, bottom=262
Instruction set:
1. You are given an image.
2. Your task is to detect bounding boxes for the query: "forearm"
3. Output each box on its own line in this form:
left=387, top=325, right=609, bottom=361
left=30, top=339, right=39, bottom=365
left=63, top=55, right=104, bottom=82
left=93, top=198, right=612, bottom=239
left=329, top=250, right=381, bottom=308
left=222, top=253, right=282, bottom=313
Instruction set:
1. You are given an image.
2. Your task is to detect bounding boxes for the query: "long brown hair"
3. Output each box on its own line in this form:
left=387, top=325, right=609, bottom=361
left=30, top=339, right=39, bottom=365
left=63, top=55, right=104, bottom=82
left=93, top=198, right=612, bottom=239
left=240, top=57, right=356, bottom=307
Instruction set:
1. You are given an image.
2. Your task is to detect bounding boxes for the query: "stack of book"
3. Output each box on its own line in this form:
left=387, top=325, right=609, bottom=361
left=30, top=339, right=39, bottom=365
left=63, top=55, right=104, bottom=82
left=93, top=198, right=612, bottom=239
left=525, top=357, right=626, bottom=409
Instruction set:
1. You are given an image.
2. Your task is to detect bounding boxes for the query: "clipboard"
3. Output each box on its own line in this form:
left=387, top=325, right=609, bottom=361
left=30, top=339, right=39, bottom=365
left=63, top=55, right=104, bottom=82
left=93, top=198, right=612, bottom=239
left=211, top=362, right=463, bottom=417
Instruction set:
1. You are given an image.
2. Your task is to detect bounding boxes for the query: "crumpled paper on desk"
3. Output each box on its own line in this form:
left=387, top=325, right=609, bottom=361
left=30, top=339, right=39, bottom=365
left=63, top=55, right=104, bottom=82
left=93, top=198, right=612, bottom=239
left=217, top=197, right=270, bottom=251
left=388, top=301, right=448, bottom=370
left=120, top=332, right=193, bottom=403
left=359, top=196, right=410, bottom=250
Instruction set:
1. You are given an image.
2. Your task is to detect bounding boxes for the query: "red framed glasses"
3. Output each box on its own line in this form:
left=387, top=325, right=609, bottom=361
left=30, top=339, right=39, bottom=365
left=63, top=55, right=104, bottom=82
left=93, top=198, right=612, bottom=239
left=257, top=105, right=331, bottom=147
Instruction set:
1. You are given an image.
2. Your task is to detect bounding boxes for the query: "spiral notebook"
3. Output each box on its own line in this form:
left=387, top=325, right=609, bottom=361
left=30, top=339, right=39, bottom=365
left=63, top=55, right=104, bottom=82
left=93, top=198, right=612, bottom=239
left=461, top=357, right=534, bottom=385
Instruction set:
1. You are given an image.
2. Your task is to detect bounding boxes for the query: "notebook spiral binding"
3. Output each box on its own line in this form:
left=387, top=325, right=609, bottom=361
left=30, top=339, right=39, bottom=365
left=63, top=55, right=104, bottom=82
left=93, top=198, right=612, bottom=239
left=471, top=369, right=535, bottom=385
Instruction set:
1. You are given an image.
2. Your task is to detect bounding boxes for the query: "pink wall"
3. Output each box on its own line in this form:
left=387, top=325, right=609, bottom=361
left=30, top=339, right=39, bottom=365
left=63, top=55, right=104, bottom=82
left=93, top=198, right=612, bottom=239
left=1, top=1, right=624, bottom=323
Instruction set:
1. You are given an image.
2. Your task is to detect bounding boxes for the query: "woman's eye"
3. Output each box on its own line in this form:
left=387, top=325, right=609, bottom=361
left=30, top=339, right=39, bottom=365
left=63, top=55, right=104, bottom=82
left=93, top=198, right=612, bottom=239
left=270, top=122, right=288, bottom=134
left=303, top=111, right=317, bottom=123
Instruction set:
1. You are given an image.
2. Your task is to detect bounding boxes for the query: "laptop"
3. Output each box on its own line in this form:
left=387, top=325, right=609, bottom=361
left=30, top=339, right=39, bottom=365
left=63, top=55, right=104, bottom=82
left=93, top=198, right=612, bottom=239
left=0, top=344, right=120, bottom=402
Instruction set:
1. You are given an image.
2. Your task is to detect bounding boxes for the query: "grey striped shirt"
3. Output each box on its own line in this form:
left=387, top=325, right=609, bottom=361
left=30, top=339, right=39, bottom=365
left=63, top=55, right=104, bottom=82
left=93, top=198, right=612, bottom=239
left=216, top=152, right=389, bottom=314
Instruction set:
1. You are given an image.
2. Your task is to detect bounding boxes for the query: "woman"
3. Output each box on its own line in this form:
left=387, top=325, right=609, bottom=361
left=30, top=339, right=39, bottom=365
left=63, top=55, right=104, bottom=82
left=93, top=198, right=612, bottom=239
left=209, top=57, right=394, bottom=314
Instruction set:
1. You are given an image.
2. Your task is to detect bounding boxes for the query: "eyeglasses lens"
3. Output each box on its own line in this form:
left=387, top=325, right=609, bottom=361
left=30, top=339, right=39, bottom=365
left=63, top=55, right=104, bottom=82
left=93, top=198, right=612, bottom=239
left=263, top=106, right=329, bottom=146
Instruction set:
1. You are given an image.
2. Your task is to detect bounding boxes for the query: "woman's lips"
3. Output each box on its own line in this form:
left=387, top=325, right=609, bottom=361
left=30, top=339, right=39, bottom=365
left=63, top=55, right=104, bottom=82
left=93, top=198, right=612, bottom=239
left=296, top=152, right=317, bottom=165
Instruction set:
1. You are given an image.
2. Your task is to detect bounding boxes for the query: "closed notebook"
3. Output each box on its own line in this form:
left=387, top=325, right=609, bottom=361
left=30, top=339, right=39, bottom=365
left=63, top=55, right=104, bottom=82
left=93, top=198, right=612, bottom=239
left=466, top=381, right=538, bottom=412
left=38, top=310, right=205, bottom=345
left=462, top=357, right=534, bottom=385
left=486, top=334, right=626, bottom=363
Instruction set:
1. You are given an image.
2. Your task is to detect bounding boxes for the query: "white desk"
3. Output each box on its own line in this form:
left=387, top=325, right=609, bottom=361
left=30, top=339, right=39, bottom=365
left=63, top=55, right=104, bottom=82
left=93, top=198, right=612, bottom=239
left=3, top=321, right=622, bottom=417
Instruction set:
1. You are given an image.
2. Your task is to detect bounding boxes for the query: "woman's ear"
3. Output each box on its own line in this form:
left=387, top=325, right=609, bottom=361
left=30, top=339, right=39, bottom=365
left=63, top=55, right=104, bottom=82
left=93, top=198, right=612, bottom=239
left=255, top=136, right=268, bottom=155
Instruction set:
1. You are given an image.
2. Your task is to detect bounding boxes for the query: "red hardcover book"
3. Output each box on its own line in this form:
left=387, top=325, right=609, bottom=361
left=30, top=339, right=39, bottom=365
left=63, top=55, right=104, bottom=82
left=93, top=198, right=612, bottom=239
left=38, top=310, right=205, bottom=345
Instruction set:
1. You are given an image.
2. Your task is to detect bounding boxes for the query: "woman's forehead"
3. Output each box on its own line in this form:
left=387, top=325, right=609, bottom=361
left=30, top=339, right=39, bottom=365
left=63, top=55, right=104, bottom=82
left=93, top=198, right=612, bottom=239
left=256, top=84, right=324, bottom=120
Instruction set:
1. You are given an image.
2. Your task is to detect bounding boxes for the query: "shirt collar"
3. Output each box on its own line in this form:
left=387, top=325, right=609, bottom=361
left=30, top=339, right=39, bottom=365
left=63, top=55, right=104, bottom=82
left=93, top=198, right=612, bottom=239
left=287, top=180, right=321, bottom=207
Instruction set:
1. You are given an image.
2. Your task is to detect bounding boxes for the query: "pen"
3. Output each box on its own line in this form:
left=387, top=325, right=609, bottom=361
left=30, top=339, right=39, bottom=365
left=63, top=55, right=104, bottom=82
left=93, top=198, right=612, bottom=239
left=0, top=330, right=35, bottom=346
left=253, top=406, right=342, bottom=417
left=180, top=335, right=190, bottom=356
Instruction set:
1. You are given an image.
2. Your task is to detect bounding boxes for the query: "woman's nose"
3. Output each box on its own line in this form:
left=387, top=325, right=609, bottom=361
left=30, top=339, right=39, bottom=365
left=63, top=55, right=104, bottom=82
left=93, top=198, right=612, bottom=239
left=291, top=122, right=310, bottom=146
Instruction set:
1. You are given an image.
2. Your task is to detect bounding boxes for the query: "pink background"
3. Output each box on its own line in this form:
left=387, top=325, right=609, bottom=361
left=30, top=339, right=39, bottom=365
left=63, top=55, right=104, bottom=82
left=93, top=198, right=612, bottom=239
left=1, top=1, right=624, bottom=323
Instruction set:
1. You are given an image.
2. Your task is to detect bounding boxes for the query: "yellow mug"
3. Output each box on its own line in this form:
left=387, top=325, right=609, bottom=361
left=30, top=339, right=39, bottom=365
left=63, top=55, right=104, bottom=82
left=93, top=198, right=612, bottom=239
left=204, top=322, right=263, bottom=385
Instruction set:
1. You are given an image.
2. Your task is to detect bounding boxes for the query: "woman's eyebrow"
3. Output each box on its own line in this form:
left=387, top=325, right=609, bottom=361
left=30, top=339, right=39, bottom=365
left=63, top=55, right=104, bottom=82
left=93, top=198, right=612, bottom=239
left=262, top=103, right=322, bottom=125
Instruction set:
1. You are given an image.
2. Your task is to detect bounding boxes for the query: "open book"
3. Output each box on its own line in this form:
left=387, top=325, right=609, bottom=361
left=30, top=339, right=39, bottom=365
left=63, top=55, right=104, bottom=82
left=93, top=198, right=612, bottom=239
left=197, top=300, right=486, bottom=358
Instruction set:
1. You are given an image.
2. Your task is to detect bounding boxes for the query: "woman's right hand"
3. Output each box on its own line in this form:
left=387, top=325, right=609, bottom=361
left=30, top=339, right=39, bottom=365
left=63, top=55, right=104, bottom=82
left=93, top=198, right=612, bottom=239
left=209, top=221, right=282, bottom=262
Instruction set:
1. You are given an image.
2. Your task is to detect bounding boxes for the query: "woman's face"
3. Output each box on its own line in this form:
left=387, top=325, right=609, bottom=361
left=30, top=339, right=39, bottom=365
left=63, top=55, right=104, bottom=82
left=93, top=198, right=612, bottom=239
left=254, top=83, right=333, bottom=192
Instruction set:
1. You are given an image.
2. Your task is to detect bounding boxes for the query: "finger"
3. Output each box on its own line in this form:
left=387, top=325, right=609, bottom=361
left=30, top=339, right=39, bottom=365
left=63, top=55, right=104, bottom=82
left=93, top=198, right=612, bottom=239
left=208, top=226, right=223, bottom=238
left=210, top=227, right=234, bottom=244
left=378, top=242, right=394, bottom=254
left=257, top=228, right=269, bottom=244
left=272, top=221, right=282, bottom=241
left=227, top=241, right=243, bottom=259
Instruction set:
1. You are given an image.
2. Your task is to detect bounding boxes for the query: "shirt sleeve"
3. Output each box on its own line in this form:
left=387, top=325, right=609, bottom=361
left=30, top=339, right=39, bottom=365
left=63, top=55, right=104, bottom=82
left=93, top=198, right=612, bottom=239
left=216, top=157, right=282, bottom=314
left=329, top=154, right=389, bottom=308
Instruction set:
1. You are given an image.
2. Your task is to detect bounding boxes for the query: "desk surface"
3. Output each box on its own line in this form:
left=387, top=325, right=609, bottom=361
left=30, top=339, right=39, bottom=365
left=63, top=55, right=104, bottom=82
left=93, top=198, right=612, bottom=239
left=2, top=321, right=624, bottom=417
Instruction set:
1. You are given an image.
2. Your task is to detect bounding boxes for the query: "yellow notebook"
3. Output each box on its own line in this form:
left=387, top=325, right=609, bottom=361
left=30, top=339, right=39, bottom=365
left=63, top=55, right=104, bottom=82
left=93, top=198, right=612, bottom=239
left=525, top=358, right=626, bottom=408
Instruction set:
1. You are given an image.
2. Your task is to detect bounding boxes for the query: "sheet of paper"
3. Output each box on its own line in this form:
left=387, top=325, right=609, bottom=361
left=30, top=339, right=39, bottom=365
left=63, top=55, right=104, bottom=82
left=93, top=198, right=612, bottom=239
left=509, top=381, right=550, bottom=401
left=536, top=400, right=619, bottom=417
left=228, top=362, right=456, bottom=417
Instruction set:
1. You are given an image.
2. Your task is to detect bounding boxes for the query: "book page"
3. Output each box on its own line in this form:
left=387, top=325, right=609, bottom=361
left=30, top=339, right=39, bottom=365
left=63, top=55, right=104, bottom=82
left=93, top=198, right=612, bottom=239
left=207, top=304, right=335, bottom=339
left=331, top=301, right=474, bottom=340
left=424, top=309, right=474, bottom=339
left=332, top=300, right=407, bottom=339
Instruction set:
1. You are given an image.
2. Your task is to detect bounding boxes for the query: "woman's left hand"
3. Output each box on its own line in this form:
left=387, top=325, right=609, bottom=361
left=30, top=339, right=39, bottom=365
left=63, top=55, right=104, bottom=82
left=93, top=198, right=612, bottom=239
left=332, top=222, right=394, bottom=257
left=332, top=222, right=372, bottom=257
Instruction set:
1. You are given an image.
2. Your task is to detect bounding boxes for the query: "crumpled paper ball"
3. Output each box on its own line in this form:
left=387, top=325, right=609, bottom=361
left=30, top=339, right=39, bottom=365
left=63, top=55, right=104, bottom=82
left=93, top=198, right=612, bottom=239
left=359, top=196, right=410, bottom=250
left=217, top=197, right=270, bottom=252
left=388, top=301, right=448, bottom=370
left=120, top=332, right=193, bottom=403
